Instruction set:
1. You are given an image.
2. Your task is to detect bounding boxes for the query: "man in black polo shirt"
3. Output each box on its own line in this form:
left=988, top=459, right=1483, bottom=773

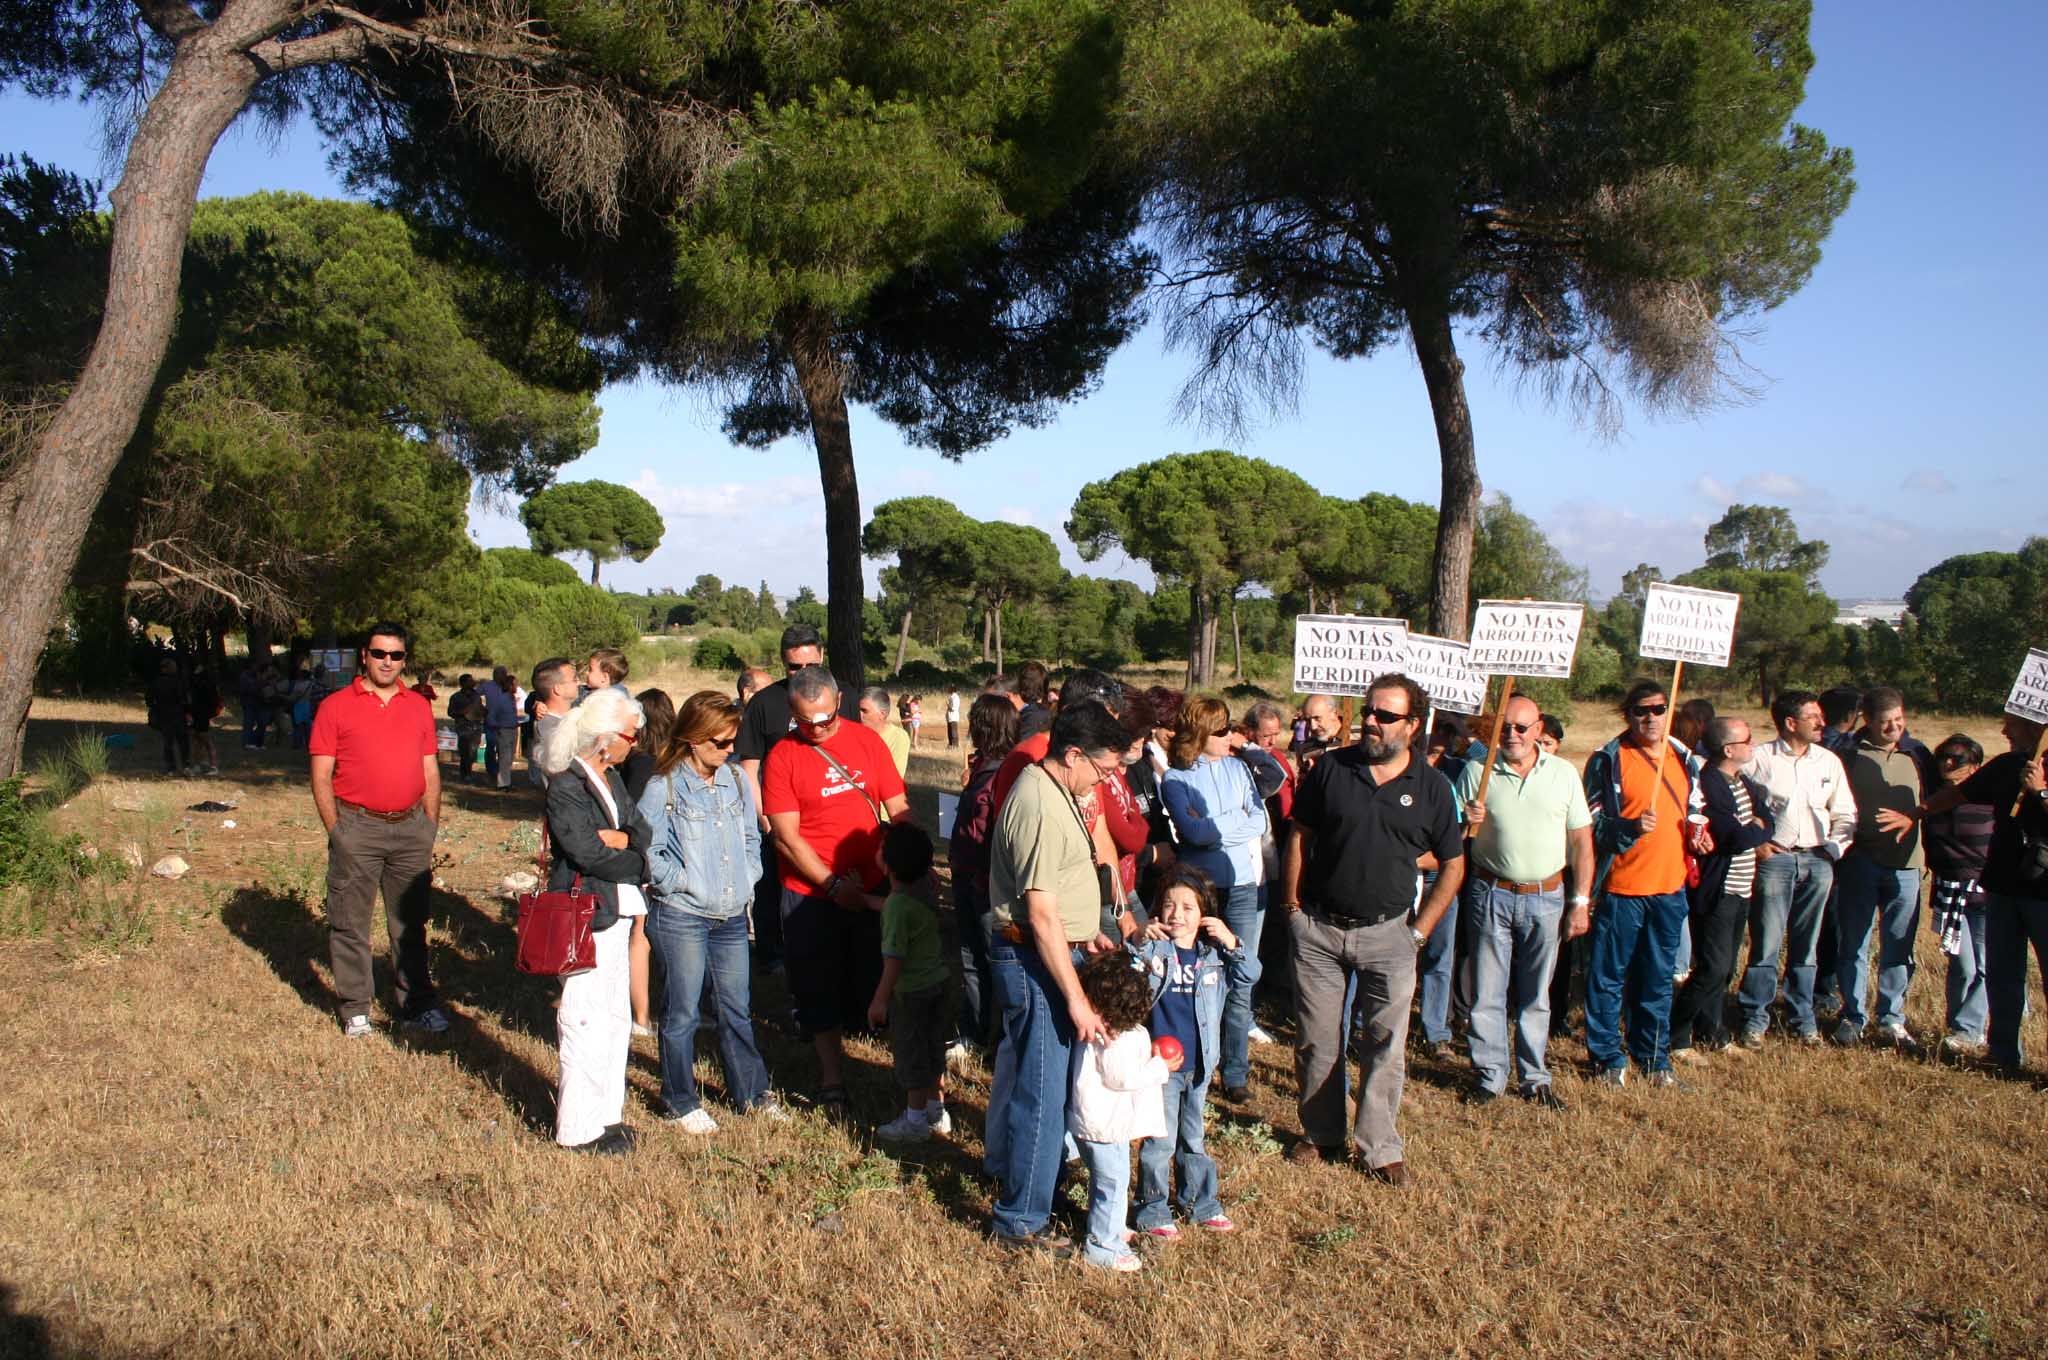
left=1278, top=673, right=1464, bottom=1184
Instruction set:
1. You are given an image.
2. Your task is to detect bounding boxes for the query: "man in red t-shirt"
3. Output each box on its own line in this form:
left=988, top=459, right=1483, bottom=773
left=308, top=622, right=444, bottom=1039
left=762, top=665, right=910, bottom=1111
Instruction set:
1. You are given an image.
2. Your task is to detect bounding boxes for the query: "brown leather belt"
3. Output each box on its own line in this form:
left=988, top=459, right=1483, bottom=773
left=1470, top=868, right=1564, bottom=895
left=339, top=798, right=420, bottom=823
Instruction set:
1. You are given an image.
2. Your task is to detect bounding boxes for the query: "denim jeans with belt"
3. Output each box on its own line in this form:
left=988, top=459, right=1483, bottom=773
left=1985, top=891, right=2048, bottom=1066
left=1584, top=890, right=1686, bottom=1074
left=987, top=937, right=1079, bottom=1238
left=1738, top=848, right=1834, bottom=1038
left=645, top=905, right=771, bottom=1115
left=1465, top=879, right=1565, bottom=1095
left=1833, top=855, right=1922, bottom=1036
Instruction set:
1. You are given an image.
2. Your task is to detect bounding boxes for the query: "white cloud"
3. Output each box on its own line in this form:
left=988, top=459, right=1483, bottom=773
left=1743, top=471, right=1809, bottom=500
left=997, top=505, right=1037, bottom=526
left=1692, top=475, right=1735, bottom=503
left=627, top=468, right=816, bottom=519
left=1901, top=468, right=1955, bottom=495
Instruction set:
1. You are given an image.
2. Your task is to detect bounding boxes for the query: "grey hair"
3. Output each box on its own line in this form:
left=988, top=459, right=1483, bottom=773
left=790, top=664, right=839, bottom=705
left=1245, top=700, right=1286, bottom=730
left=1303, top=694, right=1338, bottom=715
left=859, top=685, right=892, bottom=712
left=539, top=687, right=645, bottom=774
left=1706, top=715, right=1749, bottom=761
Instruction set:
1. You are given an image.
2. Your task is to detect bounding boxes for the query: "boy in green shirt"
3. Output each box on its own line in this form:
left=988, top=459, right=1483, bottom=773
left=870, top=822, right=952, bottom=1141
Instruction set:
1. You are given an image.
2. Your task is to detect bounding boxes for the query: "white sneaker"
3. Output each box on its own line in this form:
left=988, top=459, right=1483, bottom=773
left=1248, top=1025, right=1276, bottom=1045
left=945, top=1040, right=974, bottom=1066
left=926, top=1104, right=953, bottom=1136
left=401, top=1007, right=450, bottom=1035
left=877, top=1112, right=931, bottom=1142
left=342, top=1015, right=373, bottom=1039
left=666, top=1108, right=719, bottom=1134
left=752, top=1098, right=794, bottom=1124
left=630, top=1021, right=655, bottom=1038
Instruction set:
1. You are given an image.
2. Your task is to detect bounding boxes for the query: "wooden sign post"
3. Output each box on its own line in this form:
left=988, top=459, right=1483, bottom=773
left=1465, top=600, right=1586, bottom=822
left=1637, top=581, right=1743, bottom=776
left=2002, top=647, right=2048, bottom=814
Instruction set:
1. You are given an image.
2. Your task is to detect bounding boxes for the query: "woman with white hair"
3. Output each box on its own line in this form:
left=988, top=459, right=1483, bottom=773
left=539, top=687, right=650, bottom=1155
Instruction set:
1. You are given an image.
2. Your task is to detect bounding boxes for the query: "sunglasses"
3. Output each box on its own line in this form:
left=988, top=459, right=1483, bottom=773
left=1628, top=702, right=1670, bottom=718
left=365, top=647, right=407, bottom=661
left=706, top=736, right=737, bottom=750
left=1938, top=753, right=1969, bottom=766
left=1502, top=720, right=1535, bottom=735
left=1363, top=706, right=1416, bottom=725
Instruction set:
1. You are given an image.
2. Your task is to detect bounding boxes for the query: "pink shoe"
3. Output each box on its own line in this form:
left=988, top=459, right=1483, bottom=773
left=1141, top=1224, right=1181, bottom=1241
left=1197, top=1214, right=1237, bottom=1233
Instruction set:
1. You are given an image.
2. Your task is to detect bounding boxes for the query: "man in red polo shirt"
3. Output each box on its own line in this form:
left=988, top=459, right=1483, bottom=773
left=309, top=622, right=446, bottom=1038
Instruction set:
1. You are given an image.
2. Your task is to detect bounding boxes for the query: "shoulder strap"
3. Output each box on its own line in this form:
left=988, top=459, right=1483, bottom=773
left=812, top=741, right=885, bottom=826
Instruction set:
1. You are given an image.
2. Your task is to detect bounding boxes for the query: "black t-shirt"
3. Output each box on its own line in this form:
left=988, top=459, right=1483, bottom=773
left=1958, top=751, right=2048, bottom=901
left=734, top=678, right=856, bottom=766
left=1292, top=747, right=1464, bottom=925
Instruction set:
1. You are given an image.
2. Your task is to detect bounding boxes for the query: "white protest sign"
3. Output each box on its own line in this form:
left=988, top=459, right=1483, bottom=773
left=937, top=792, right=960, bottom=840
left=1638, top=581, right=1742, bottom=668
left=1466, top=600, right=1584, bottom=678
left=2005, top=648, right=2048, bottom=722
left=1402, top=634, right=1488, bottom=715
left=1292, top=614, right=1411, bottom=697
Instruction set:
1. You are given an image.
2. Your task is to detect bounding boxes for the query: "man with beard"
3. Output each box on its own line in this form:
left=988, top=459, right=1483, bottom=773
left=1277, top=674, right=1464, bottom=1185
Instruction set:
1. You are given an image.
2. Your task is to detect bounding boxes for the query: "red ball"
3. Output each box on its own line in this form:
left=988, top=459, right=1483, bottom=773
left=1153, top=1036, right=1184, bottom=1064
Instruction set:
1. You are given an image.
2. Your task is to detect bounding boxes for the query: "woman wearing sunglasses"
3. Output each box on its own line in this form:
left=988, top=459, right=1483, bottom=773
left=635, top=689, right=781, bottom=1132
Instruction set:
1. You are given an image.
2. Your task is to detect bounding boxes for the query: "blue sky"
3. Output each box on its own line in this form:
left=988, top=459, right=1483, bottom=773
left=6, top=1, right=2043, bottom=603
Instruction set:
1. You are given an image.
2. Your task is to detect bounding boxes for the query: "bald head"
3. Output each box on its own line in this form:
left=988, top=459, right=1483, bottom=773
left=1499, top=693, right=1542, bottom=765
left=1304, top=694, right=1343, bottom=742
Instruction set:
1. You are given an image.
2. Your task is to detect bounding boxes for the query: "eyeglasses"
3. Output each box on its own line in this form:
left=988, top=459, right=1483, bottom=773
left=1363, top=707, right=1415, bottom=726
left=365, top=647, right=407, bottom=661
left=706, top=736, right=737, bottom=750
left=1628, top=702, right=1670, bottom=718
left=1501, top=721, right=1535, bottom=735
left=1088, top=755, right=1121, bottom=781
left=796, top=713, right=836, bottom=729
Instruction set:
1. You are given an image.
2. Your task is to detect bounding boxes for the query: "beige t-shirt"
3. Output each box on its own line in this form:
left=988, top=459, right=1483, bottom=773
left=990, top=763, right=1100, bottom=943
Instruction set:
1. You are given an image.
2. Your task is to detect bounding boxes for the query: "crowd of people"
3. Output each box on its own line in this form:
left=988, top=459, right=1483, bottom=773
left=304, top=620, right=2048, bottom=1270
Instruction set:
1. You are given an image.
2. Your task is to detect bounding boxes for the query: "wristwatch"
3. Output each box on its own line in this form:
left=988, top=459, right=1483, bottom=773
left=1410, top=926, right=1428, bottom=949
left=1570, top=895, right=1591, bottom=908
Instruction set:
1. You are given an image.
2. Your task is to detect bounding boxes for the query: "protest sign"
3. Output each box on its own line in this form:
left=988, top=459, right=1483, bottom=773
left=1403, top=634, right=1487, bottom=716
left=1638, top=582, right=1741, bottom=667
left=2006, top=648, right=2048, bottom=723
left=1466, top=601, right=1584, bottom=678
left=1293, top=614, right=1411, bottom=697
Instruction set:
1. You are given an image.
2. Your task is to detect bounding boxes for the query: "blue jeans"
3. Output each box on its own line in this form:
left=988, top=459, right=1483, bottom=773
left=1585, top=891, right=1686, bottom=1073
left=988, top=939, right=1077, bottom=1238
left=1984, top=891, right=2048, bottom=1068
left=645, top=907, right=771, bottom=1114
left=1466, top=881, right=1565, bottom=1094
left=1834, top=857, right=1922, bottom=1035
left=1945, top=904, right=1988, bottom=1042
left=955, top=879, right=994, bottom=1048
left=1076, top=1137, right=1132, bottom=1266
left=1218, top=882, right=1263, bottom=1088
left=1414, top=886, right=1458, bottom=1045
left=1135, top=1064, right=1220, bottom=1228
left=1738, top=849, right=1834, bottom=1037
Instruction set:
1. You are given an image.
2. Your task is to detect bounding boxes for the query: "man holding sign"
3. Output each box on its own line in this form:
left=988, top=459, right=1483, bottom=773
left=1581, top=680, right=1704, bottom=1087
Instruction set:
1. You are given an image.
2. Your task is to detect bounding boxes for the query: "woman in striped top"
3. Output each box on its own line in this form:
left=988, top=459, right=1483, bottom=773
left=1925, top=734, right=1996, bottom=1055
left=1670, top=716, right=1778, bottom=1061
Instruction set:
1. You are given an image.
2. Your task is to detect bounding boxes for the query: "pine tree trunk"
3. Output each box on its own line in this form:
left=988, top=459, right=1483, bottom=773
left=590, top=555, right=601, bottom=586
left=0, top=41, right=258, bottom=778
left=1185, top=590, right=1204, bottom=687
left=981, top=606, right=993, bottom=664
left=1203, top=605, right=1220, bottom=685
left=1410, top=298, right=1481, bottom=641
left=895, top=607, right=914, bottom=676
left=1230, top=590, right=1243, bottom=678
left=787, top=318, right=865, bottom=699
left=993, top=596, right=1006, bottom=676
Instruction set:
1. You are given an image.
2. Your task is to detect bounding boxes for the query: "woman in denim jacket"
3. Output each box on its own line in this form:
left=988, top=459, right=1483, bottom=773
left=635, top=689, right=781, bottom=1131
left=1159, top=696, right=1283, bottom=1101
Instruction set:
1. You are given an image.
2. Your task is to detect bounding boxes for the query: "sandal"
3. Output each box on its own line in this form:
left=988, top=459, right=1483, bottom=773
left=815, top=1085, right=852, bottom=1120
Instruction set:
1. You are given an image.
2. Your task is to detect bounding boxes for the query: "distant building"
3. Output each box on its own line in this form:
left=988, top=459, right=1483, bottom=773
left=1834, top=599, right=1909, bottom=629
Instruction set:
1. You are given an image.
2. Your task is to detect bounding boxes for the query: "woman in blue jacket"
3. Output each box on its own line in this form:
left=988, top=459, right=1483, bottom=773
left=635, top=689, right=780, bottom=1132
left=1159, top=696, right=1283, bottom=1101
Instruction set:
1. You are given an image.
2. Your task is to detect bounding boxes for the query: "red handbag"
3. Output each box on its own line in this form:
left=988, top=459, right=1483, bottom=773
left=516, top=872, right=597, bottom=976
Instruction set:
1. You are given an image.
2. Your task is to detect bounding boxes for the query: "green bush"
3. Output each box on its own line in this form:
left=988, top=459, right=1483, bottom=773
left=0, top=776, right=99, bottom=900
left=693, top=637, right=744, bottom=671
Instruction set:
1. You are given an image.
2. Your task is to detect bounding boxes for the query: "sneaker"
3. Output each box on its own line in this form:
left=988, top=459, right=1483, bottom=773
left=401, top=1007, right=450, bottom=1036
left=1671, top=1047, right=1709, bottom=1067
left=1523, top=1085, right=1567, bottom=1112
left=341, top=1014, right=373, bottom=1039
left=1197, top=1214, right=1237, bottom=1233
left=1141, top=1223, right=1182, bottom=1241
left=1878, top=1023, right=1924, bottom=1057
left=926, top=1104, right=953, bottom=1136
left=1085, top=1251, right=1144, bottom=1273
left=663, top=1107, right=719, bottom=1134
left=1594, top=1066, right=1628, bottom=1088
left=1830, top=1025, right=1862, bottom=1048
left=571, top=1125, right=635, bottom=1157
left=1247, top=1025, right=1276, bottom=1045
left=750, top=1097, right=794, bottom=1124
left=1797, top=1030, right=1824, bottom=1046
left=1737, top=1028, right=1765, bottom=1051
left=1428, top=1040, right=1457, bottom=1063
left=994, top=1226, right=1073, bottom=1260
left=945, top=1040, right=975, bottom=1066
left=1646, top=1070, right=1688, bottom=1091
left=1942, top=1034, right=1988, bottom=1058
left=877, top=1112, right=932, bottom=1142
left=630, top=1021, right=655, bottom=1039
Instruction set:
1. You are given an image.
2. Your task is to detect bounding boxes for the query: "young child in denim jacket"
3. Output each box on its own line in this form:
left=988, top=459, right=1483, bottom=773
left=1068, top=952, right=1174, bottom=1272
left=1130, top=864, right=1259, bottom=1238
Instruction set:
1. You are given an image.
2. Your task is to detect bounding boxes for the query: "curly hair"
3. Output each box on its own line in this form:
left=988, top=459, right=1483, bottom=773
left=1077, top=951, right=1154, bottom=1036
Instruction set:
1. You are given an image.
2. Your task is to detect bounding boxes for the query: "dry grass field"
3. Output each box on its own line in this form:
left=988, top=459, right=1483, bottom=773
left=2, top=671, right=2043, bottom=1359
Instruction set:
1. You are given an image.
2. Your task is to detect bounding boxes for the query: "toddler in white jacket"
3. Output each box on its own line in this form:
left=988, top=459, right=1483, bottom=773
left=1069, top=952, right=1178, bottom=1271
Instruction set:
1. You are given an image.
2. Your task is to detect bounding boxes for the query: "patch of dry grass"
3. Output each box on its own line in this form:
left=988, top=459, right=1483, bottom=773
left=3, top=687, right=2044, bottom=1358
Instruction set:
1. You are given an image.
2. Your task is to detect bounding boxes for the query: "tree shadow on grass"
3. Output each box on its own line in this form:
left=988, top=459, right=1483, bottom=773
left=220, top=883, right=561, bottom=1138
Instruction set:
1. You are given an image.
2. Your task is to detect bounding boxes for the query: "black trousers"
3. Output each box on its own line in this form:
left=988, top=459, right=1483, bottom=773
left=1669, top=889, right=1750, bottom=1050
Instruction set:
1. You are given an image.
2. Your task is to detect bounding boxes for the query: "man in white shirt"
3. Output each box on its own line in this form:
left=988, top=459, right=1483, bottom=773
left=1736, top=688, right=1857, bottom=1046
left=946, top=689, right=962, bottom=748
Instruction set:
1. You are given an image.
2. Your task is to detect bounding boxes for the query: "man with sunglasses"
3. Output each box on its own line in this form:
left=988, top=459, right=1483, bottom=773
left=1581, top=680, right=1705, bottom=1087
left=1734, top=689, right=1857, bottom=1047
left=760, top=665, right=910, bottom=1117
left=1279, top=674, right=1464, bottom=1185
left=307, top=623, right=447, bottom=1039
left=1455, top=695, right=1594, bottom=1109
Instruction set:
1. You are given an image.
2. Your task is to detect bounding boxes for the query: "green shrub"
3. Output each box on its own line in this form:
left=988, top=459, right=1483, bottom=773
left=693, top=637, right=744, bottom=671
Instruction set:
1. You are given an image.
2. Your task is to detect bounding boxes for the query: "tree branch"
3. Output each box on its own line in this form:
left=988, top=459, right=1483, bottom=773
left=132, top=0, right=208, bottom=43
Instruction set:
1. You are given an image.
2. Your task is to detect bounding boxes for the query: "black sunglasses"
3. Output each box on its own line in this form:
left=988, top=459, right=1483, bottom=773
left=1502, top=720, right=1535, bottom=735
left=365, top=647, right=407, bottom=661
left=1628, top=702, right=1669, bottom=718
left=706, top=736, right=737, bottom=750
left=1364, top=706, right=1416, bottom=725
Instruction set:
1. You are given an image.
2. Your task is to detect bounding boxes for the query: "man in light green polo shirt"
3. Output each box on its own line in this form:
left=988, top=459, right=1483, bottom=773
left=1456, top=694, right=1596, bottom=1107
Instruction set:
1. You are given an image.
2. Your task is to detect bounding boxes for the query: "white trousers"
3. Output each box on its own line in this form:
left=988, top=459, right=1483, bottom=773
left=556, top=918, right=631, bottom=1147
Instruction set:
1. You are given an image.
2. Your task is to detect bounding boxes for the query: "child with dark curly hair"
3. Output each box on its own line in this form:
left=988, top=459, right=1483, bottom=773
left=1068, top=951, right=1176, bottom=1272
